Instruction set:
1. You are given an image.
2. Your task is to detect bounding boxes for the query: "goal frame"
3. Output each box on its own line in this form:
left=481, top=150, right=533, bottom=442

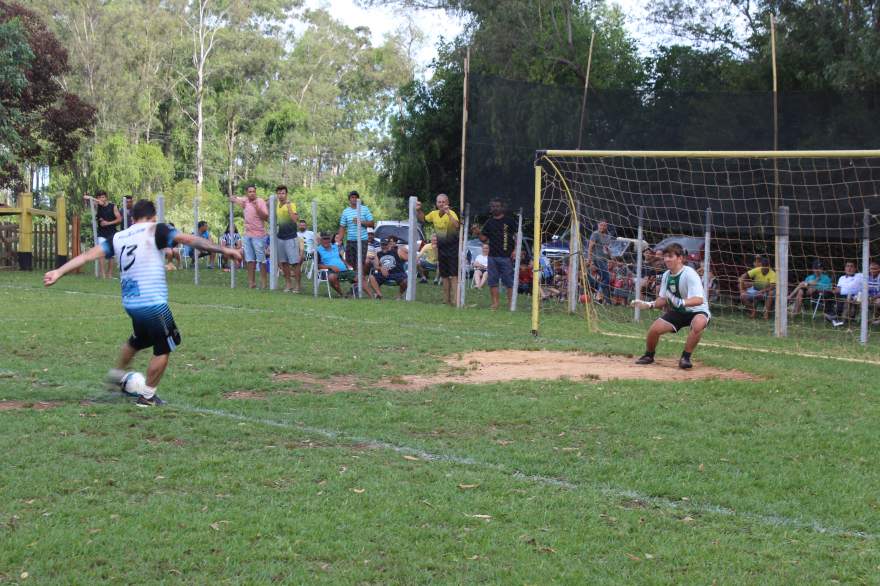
left=531, top=149, right=880, bottom=342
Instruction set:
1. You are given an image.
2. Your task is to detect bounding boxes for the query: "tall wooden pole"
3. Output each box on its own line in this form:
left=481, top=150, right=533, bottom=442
left=577, top=30, right=596, bottom=150
left=459, top=46, right=470, bottom=212
left=770, top=13, right=780, bottom=212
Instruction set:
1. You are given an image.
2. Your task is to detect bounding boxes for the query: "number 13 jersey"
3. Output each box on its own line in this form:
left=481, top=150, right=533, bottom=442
left=100, top=222, right=178, bottom=311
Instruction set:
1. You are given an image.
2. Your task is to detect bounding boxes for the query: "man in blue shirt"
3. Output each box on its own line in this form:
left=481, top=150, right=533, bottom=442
left=337, top=190, right=374, bottom=288
left=788, top=260, right=833, bottom=315
left=316, top=232, right=356, bottom=297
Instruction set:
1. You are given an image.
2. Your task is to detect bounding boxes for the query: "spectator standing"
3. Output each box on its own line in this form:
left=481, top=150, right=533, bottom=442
left=418, top=234, right=439, bottom=283
left=274, top=185, right=302, bottom=293
left=472, top=243, right=489, bottom=289
left=586, top=219, right=612, bottom=300
left=230, top=185, right=269, bottom=289
left=417, top=193, right=461, bottom=305
left=90, top=190, right=122, bottom=278
left=738, top=256, right=776, bottom=319
left=316, top=232, right=356, bottom=297
left=829, top=261, right=863, bottom=326
left=479, top=197, right=518, bottom=310
left=338, top=190, right=374, bottom=292
left=122, top=195, right=133, bottom=228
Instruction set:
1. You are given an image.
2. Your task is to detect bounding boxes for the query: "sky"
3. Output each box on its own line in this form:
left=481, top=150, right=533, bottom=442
left=303, top=0, right=654, bottom=75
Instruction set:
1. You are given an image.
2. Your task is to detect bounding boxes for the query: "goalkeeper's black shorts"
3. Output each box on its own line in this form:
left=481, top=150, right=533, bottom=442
left=658, top=310, right=710, bottom=333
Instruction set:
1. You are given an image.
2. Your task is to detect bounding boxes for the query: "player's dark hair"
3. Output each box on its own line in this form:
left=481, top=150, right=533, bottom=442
left=131, top=199, right=156, bottom=221
left=275, top=185, right=287, bottom=193
left=663, top=243, right=685, bottom=257
left=95, top=190, right=108, bottom=198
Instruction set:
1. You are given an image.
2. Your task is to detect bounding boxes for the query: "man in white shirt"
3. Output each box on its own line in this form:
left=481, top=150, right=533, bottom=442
left=631, top=243, right=710, bottom=369
left=829, top=261, right=863, bottom=327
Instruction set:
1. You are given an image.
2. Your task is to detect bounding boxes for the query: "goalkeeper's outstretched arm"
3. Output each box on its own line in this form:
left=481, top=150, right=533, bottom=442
left=632, top=294, right=704, bottom=310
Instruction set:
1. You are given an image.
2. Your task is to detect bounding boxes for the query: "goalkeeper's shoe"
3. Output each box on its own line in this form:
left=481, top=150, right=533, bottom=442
left=678, top=355, right=693, bottom=369
left=136, top=394, right=165, bottom=407
left=635, top=354, right=655, bottom=365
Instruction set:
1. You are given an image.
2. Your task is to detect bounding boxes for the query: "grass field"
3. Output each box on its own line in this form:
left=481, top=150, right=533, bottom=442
left=1, top=269, right=879, bottom=584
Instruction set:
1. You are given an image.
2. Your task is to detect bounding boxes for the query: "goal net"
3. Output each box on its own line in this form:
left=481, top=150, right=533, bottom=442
left=531, top=150, right=880, bottom=347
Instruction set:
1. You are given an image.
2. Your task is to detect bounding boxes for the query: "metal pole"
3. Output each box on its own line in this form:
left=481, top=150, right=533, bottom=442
left=775, top=205, right=789, bottom=337
left=861, top=209, right=871, bottom=345
left=122, top=199, right=129, bottom=230
left=634, top=207, right=645, bottom=323
left=193, top=197, right=200, bottom=286
left=156, top=193, right=165, bottom=223
left=406, top=196, right=418, bottom=302
left=268, top=194, right=277, bottom=291
left=356, top=198, right=363, bottom=299
left=576, top=30, right=596, bottom=150
left=531, top=166, right=542, bottom=336
left=457, top=204, right=470, bottom=308
left=702, top=207, right=712, bottom=295
left=568, top=208, right=580, bottom=314
left=511, top=208, right=524, bottom=312
left=89, top=197, right=99, bottom=278
left=229, top=199, right=236, bottom=288
left=311, top=200, right=319, bottom=298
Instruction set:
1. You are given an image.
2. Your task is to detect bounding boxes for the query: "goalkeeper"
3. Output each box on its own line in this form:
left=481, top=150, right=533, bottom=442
left=631, top=243, right=710, bottom=369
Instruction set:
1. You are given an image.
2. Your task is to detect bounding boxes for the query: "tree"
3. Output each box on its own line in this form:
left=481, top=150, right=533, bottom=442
left=0, top=17, right=34, bottom=172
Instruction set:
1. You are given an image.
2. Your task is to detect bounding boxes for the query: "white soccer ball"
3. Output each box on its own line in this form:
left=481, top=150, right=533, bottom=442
left=121, top=371, right=147, bottom=396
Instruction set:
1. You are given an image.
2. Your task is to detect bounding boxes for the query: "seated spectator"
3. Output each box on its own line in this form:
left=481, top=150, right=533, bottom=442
left=164, top=222, right=182, bottom=270
left=866, top=261, right=880, bottom=324
left=829, top=260, right=864, bottom=326
left=220, top=224, right=242, bottom=271
left=187, top=221, right=214, bottom=268
left=609, top=259, right=634, bottom=305
left=472, top=243, right=489, bottom=289
left=517, top=249, right=532, bottom=295
left=739, top=256, right=776, bottom=319
left=788, top=260, right=833, bottom=315
left=367, top=236, right=409, bottom=300
left=696, top=265, right=718, bottom=302
left=418, top=234, right=439, bottom=283
left=586, top=263, right=605, bottom=303
left=316, top=232, right=357, bottom=297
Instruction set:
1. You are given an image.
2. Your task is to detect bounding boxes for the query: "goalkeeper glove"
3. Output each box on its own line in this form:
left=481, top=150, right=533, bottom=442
left=667, top=295, right=685, bottom=309
left=630, top=299, right=654, bottom=310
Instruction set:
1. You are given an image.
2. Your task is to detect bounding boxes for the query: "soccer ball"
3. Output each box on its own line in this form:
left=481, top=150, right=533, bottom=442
left=120, top=371, right=147, bottom=396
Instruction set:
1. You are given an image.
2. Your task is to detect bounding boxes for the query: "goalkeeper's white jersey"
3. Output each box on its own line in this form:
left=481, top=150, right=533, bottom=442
left=658, top=265, right=710, bottom=317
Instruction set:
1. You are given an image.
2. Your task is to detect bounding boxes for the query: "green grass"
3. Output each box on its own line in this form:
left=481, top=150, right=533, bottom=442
left=1, top=269, right=879, bottom=584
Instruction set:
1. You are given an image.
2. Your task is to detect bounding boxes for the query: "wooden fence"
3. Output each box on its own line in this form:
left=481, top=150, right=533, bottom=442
left=0, top=223, right=18, bottom=270
left=33, top=223, right=57, bottom=271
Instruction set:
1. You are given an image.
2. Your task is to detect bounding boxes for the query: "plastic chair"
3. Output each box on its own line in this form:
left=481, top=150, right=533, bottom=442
left=316, top=268, right=332, bottom=298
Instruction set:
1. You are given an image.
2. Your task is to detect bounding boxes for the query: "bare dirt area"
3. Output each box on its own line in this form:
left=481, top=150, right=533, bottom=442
left=387, top=350, right=756, bottom=390
left=0, top=401, right=60, bottom=412
left=272, top=373, right=362, bottom=393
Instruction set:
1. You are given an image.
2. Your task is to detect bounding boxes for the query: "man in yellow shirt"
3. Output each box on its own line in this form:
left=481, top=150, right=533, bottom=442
left=417, top=194, right=460, bottom=305
left=417, top=234, right=439, bottom=283
left=738, top=256, right=777, bottom=319
left=274, top=185, right=302, bottom=292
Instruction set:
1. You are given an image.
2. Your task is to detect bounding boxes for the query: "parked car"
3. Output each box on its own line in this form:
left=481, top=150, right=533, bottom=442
left=652, top=235, right=705, bottom=265
left=373, top=222, right=426, bottom=257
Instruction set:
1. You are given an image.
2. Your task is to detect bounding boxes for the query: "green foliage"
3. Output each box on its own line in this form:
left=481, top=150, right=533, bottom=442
left=0, top=17, right=34, bottom=170
left=89, top=134, right=173, bottom=197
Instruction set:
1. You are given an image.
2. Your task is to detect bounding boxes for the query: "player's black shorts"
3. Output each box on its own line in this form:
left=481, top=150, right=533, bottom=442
left=126, top=304, right=181, bottom=356
left=658, top=310, right=710, bottom=333
left=437, top=243, right=459, bottom=278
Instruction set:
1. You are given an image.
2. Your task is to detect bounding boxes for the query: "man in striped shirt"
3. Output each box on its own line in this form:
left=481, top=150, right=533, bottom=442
left=337, top=190, right=374, bottom=291
left=43, top=199, right=242, bottom=405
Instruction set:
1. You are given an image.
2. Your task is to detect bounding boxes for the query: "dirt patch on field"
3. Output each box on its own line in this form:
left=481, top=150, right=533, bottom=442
left=385, top=350, right=755, bottom=390
left=224, top=390, right=269, bottom=401
left=272, top=373, right=362, bottom=394
left=0, top=400, right=60, bottom=412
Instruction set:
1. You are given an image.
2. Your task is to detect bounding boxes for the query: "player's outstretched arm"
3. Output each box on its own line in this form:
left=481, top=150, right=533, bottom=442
left=174, top=233, right=242, bottom=263
left=44, top=245, right=107, bottom=286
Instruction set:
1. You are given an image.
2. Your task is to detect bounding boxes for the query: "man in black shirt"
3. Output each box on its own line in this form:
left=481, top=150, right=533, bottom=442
left=480, top=197, right=519, bottom=310
left=367, top=236, right=409, bottom=299
left=90, top=190, right=122, bottom=279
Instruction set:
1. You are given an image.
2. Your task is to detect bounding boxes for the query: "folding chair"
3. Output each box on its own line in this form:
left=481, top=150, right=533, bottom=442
left=316, top=268, right=333, bottom=298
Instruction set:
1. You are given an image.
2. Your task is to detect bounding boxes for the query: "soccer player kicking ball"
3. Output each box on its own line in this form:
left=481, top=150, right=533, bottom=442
left=631, top=243, right=710, bottom=369
left=43, top=199, right=242, bottom=405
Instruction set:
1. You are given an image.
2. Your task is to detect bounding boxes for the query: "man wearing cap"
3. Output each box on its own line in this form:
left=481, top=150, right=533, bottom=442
left=367, top=236, right=409, bottom=300
left=316, top=231, right=357, bottom=297
left=338, top=190, right=374, bottom=293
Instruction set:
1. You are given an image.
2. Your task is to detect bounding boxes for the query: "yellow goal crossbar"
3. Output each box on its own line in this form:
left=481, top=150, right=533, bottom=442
left=542, top=149, right=880, bottom=159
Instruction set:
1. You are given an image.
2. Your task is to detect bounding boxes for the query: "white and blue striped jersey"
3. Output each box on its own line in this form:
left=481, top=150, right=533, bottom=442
left=100, top=222, right=178, bottom=310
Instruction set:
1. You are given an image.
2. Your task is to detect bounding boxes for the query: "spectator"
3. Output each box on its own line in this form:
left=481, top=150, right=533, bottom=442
left=316, top=232, right=356, bottom=297
left=787, top=260, right=833, bottom=315
left=610, top=259, right=634, bottom=305
left=586, top=219, right=612, bottom=300
left=187, top=221, right=214, bottom=269
left=865, top=261, right=880, bottom=325
left=88, top=190, right=122, bottom=279
left=739, top=256, right=776, bottom=319
left=479, top=197, right=518, bottom=310
left=829, top=260, right=863, bottom=327
left=122, top=195, right=133, bottom=228
left=230, top=185, right=269, bottom=289
left=517, top=248, right=532, bottom=295
left=338, top=190, right=374, bottom=287
left=297, top=219, right=315, bottom=258
left=472, top=243, right=489, bottom=289
left=696, top=265, right=718, bottom=302
left=163, top=222, right=182, bottom=271
left=274, top=185, right=302, bottom=293
left=220, top=225, right=242, bottom=271
left=367, top=236, right=409, bottom=300
left=417, top=193, right=461, bottom=305
left=418, top=234, right=439, bottom=283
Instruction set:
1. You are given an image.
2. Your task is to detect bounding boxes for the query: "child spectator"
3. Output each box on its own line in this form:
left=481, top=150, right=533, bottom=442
left=472, top=243, right=489, bottom=289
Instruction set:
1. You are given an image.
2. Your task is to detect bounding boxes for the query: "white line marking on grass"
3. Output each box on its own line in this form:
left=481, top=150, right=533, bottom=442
left=5, top=284, right=879, bottom=366
left=177, top=403, right=875, bottom=540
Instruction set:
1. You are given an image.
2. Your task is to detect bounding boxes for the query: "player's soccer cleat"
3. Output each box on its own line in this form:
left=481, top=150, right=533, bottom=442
left=635, top=354, right=655, bottom=365
left=679, top=355, right=693, bottom=369
left=136, top=394, right=165, bottom=407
